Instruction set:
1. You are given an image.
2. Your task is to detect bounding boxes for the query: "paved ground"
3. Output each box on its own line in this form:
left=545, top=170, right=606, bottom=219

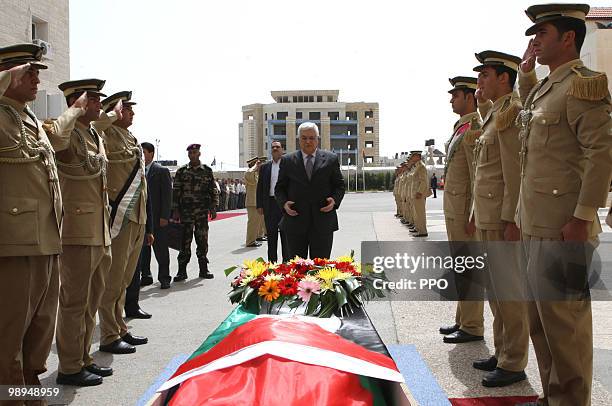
left=40, top=191, right=612, bottom=405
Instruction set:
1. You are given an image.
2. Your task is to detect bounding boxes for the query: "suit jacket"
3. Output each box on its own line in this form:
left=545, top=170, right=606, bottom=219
left=275, top=149, right=345, bottom=234
left=256, top=160, right=279, bottom=213
left=147, top=162, right=172, bottom=230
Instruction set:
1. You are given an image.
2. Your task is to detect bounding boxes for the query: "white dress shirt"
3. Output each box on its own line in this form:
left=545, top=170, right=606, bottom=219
left=269, top=159, right=280, bottom=197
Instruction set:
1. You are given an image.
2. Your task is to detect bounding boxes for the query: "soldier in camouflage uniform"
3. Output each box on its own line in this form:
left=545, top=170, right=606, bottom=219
left=171, top=143, right=219, bottom=280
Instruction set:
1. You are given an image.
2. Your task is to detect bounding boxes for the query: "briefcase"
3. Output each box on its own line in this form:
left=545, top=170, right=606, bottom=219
left=167, top=223, right=184, bottom=251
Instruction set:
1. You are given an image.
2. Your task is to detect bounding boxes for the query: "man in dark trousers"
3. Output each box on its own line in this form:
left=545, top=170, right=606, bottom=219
left=124, top=142, right=172, bottom=318
left=430, top=173, right=438, bottom=198
left=275, top=122, right=345, bottom=259
left=257, top=141, right=289, bottom=263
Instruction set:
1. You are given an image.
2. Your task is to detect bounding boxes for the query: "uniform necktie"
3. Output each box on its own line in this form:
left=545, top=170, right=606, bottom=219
left=305, top=154, right=314, bottom=180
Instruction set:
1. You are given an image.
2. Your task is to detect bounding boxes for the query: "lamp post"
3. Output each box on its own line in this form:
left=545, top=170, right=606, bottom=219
left=155, top=138, right=160, bottom=162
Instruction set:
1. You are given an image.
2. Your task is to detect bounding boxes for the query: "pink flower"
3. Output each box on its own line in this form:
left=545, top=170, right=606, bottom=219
left=297, top=280, right=321, bottom=302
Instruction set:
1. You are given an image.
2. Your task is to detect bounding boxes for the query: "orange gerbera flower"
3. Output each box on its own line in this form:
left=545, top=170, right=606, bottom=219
left=258, top=280, right=280, bottom=302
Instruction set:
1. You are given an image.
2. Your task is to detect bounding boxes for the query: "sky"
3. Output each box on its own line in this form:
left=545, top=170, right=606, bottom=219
left=70, top=0, right=610, bottom=168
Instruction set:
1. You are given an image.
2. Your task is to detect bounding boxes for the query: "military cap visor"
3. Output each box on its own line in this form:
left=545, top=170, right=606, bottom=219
left=246, top=156, right=259, bottom=164
left=102, top=91, right=137, bottom=111
left=524, top=3, right=589, bottom=35
left=58, top=79, right=107, bottom=98
left=448, top=76, right=478, bottom=94
left=186, top=144, right=201, bottom=151
left=473, top=50, right=522, bottom=73
left=0, top=44, right=48, bottom=69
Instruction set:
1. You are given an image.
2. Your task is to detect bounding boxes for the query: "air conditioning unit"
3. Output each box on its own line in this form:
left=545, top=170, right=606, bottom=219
left=32, top=39, right=53, bottom=61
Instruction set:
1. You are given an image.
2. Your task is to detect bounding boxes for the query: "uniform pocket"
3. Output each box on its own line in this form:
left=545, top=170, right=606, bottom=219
left=445, top=183, right=470, bottom=215
left=530, top=112, right=560, bottom=147
left=0, top=197, right=39, bottom=245
left=530, top=176, right=580, bottom=230
left=474, top=181, right=504, bottom=223
left=63, top=201, right=96, bottom=238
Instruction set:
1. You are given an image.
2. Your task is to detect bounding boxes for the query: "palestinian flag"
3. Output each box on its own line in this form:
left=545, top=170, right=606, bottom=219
left=154, top=305, right=408, bottom=406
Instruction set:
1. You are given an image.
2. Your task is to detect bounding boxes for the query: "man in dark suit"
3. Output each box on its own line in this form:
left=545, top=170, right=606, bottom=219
left=257, top=141, right=288, bottom=262
left=275, top=122, right=345, bottom=259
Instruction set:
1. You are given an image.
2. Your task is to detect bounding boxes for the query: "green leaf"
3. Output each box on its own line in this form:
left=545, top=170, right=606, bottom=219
left=334, top=284, right=348, bottom=308
left=224, top=266, right=238, bottom=277
left=255, top=257, right=266, bottom=263
left=306, top=294, right=320, bottom=316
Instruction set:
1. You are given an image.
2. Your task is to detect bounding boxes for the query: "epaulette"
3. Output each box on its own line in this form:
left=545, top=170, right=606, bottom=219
left=496, top=97, right=522, bottom=131
left=568, top=65, right=609, bottom=101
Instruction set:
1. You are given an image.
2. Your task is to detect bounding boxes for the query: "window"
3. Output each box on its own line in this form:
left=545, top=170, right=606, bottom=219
left=309, top=96, right=314, bottom=102
left=277, top=112, right=288, bottom=120
left=31, top=16, right=49, bottom=41
left=265, top=113, right=268, bottom=120
left=365, top=156, right=374, bottom=164
left=296, top=112, right=303, bottom=119
left=265, top=128, right=268, bottom=136
left=327, top=96, right=333, bottom=102
left=247, top=115, right=254, bottom=120
left=365, top=141, right=374, bottom=148
left=365, top=127, right=374, bottom=133
left=317, top=96, right=322, bottom=102
left=298, top=96, right=304, bottom=102
left=345, top=112, right=357, bottom=120
left=309, top=112, right=321, bottom=120
left=292, top=96, right=297, bottom=102
left=328, top=112, right=339, bottom=120
left=365, top=110, right=374, bottom=119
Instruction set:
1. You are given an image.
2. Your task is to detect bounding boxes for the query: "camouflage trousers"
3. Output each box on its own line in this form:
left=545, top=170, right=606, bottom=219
left=177, top=218, right=209, bottom=267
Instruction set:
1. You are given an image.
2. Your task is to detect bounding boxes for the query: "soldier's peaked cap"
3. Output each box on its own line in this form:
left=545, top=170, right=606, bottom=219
left=473, top=50, right=522, bottom=73
left=448, top=76, right=478, bottom=94
left=246, top=156, right=259, bottom=164
left=186, top=143, right=201, bottom=151
left=102, top=91, right=136, bottom=111
left=0, top=43, right=48, bottom=69
left=525, top=3, right=589, bottom=35
left=58, top=79, right=106, bottom=98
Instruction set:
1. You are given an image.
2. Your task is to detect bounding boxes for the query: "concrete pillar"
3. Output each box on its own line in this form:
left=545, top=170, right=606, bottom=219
left=286, top=118, right=296, bottom=153
left=321, top=116, right=331, bottom=151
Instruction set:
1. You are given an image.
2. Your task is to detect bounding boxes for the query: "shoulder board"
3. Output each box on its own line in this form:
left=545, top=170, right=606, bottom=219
left=463, top=129, right=482, bottom=145
left=496, top=97, right=522, bottom=131
left=568, top=65, right=609, bottom=101
left=468, top=116, right=482, bottom=131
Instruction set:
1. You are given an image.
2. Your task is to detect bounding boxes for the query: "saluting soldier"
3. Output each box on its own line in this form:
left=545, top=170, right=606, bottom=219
left=172, top=144, right=219, bottom=280
left=0, top=44, right=79, bottom=391
left=439, top=76, right=485, bottom=347
left=517, top=4, right=612, bottom=405
left=53, top=79, right=115, bottom=385
left=245, top=156, right=263, bottom=247
left=93, top=91, right=151, bottom=354
left=466, top=51, right=530, bottom=387
left=409, top=151, right=431, bottom=237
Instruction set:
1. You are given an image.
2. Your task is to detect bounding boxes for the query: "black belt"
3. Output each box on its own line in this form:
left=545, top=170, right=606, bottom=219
left=269, top=195, right=275, bottom=198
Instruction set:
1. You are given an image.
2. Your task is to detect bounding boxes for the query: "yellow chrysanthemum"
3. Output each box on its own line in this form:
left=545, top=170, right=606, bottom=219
left=316, top=267, right=352, bottom=282
left=335, top=255, right=353, bottom=263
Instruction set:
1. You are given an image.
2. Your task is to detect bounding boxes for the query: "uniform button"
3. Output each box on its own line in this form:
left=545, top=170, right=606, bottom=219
left=531, top=104, right=535, bottom=109
left=487, top=193, right=492, bottom=198
left=76, top=208, right=82, bottom=214
left=541, top=119, right=546, bottom=124
left=11, top=207, right=18, bottom=213
left=552, top=189, right=558, bottom=195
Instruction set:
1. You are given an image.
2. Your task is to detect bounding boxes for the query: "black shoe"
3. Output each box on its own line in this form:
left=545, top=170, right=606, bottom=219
left=160, top=281, right=171, bottom=289
left=439, top=324, right=460, bottom=335
left=415, top=233, right=429, bottom=237
left=121, top=332, right=148, bottom=346
left=199, top=271, right=214, bottom=279
left=443, top=329, right=484, bottom=344
left=473, top=356, right=498, bottom=371
left=140, top=276, right=154, bottom=287
left=56, top=369, right=102, bottom=386
left=482, top=368, right=527, bottom=387
left=256, top=236, right=267, bottom=241
left=246, top=242, right=262, bottom=247
left=85, top=363, right=113, bottom=377
left=99, top=339, right=136, bottom=354
left=125, top=308, right=152, bottom=319
left=174, top=274, right=188, bottom=282
left=400, top=219, right=407, bottom=224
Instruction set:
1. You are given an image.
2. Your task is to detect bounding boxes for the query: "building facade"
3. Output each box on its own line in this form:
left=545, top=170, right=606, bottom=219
left=239, top=90, right=379, bottom=167
left=0, top=0, right=69, bottom=119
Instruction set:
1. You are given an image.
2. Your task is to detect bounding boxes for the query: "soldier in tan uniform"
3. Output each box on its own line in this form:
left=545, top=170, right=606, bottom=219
left=516, top=4, right=612, bottom=405
left=409, top=151, right=431, bottom=237
left=94, top=91, right=150, bottom=355
left=463, top=51, right=530, bottom=387
left=393, top=166, right=401, bottom=218
left=52, top=79, right=116, bottom=386
left=256, top=156, right=268, bottom=241
left=245, top=156, right=264, bottom=247
left=0, top=44, right=79, bottom=394
left=439, top=76, right=485, bottom=345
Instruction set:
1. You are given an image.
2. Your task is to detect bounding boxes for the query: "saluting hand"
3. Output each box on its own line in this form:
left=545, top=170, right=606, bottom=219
left=320, top=197, right=335, bottom=213
left=284, top=201, right=298, bottom=216
left=71, top=91, right=89, bottom=111
left=113, top=99, right=123, bottom=121
left=475, top=88, right=486, bottom=104
left=2, top=63, right=31, bottom=89
left=521, top=39, right=536, bottom=73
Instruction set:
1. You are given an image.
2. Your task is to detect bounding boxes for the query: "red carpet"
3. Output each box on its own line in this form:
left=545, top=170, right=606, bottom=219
left=450, top=396, right=538, bottom=406
left=209, top=212, right=246, bottom=221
